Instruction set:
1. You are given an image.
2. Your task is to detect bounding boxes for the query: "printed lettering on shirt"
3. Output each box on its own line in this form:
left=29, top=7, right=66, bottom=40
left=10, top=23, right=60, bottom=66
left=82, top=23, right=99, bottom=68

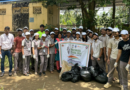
left=122, top=44, right=130, bottom=50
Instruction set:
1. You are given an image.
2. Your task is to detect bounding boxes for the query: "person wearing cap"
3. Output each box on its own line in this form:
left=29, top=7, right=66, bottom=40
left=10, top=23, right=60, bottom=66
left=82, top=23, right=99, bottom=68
left=29, top=29, right=34, bottom=41
left=22, top=32, right=32, bottom=76
left=38, top=34, right=50, bottom=76
left=49, top=32, right=56, bottom=73
left=13, top=28, right=25, bottom=76
left=91, top=33, right=105, bottom=71
left=29, top=29, right=35, bottom=71
left=64, top=30, right=74, bottom=41
left=54, top=28, right=59, bottom=40
left=79, top=26, right=83, bottom=38
left=86, top=29, right=92, bottom=39
left=87, top=31, right=94, bottom=66
left=114, top=30, right=130, bottom=90
left=104, top=28, right=122, bottom=88
left=82, top=32, right=88, bottom=42
left=0, top=26, right=14, bottom=77
left=99, top=28, right=108, bottom=68
left=55, top=33, right=64, bottom=73
left=37, top=24, right=45, bottom=38
left=32, top=33, right=40, bottom=75
left=71, top=28, right=76, bottom=39
left=22, top=26, right=28, bottom=37
left=45, top=29, right=51, bottom=41
left=61, top=28, right=67, bottom=39
left=74, top=32, right=83, bottom=41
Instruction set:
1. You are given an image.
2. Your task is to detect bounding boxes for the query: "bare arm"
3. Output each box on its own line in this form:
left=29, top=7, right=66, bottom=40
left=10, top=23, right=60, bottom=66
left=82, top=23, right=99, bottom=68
left=99, top=48, right=103, bottom=58
left=116, top=50, right=122, bottom=63
left=108, top=48, right=111, bottom=59
left=128, top=56, right=130, bottom=64
left=32, top=47, right=35, bottom=55
left=22, top=46, right=24, bottom=55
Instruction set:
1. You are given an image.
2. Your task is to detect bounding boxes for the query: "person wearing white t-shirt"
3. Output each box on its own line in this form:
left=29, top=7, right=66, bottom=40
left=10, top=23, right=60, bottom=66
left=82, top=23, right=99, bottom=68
left=91, top=33, right=105, bottom=71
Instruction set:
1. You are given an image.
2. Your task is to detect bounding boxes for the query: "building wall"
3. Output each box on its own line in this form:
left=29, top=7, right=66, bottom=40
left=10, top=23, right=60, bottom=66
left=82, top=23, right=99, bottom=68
left=47, top=5, right=59, bottom=27
left=0, top=4, right=12, bottom=31
left=29, top=3, right=48, bottom=30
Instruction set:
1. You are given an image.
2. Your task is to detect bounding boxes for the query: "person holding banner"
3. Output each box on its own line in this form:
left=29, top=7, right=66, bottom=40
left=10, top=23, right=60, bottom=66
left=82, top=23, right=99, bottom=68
left=55, top=33, right=64, bottom=73
left=38, top=34, right=50, bottom=76
left=64, top=30, right=74, bottom=41
left=74, top=32, right=83, bottom=41
left=32, top=33, right=40, bottom=75
left=91, top=33, right=105, bottom=71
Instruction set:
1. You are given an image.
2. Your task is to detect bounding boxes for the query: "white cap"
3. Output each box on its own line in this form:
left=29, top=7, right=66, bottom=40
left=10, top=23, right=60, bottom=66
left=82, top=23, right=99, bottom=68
left=67, top=30, right=71, bottom=33
left=42, top=34, right=46, bottom=37
left=89, top=30, right=93, bottom=33
left=34, top=33, right=39, bottom=36
left=87, top=29, right=91, bottom=32
left=107, top=27, right=113, bottom=31
left=121, top=30, right=128, bottom=35
left=23, top=26, right=28, bottom=30
left=76, top=32, right=80, bottom=35
left=50, top=32, right=55, bottom=35
left=82, top=32, right=86, bottom=35
left=63, top=28, right=67, bottom=30
left=29, top=29, right=34, bottom=32
left=25, top=32, right=30, bottom=35
left=45, top=29, right=49, bottom=31
left=93, top=33, right=98, bottom=36
left=79, top=26, right=83, bottom=29
left=113, top=28, right=119, bottom=32
left=72, top=27, right=76, bottom=30
left=17, top=28, right=22, bottom=32
left=55, top=28, right=58, bottom=30
left=100, top=28, right=106, bottom=31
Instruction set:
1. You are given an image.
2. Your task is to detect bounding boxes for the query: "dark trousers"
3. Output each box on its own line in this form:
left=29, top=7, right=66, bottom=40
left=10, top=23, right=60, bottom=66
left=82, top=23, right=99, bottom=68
left=1, top=50, right=12, bottom=73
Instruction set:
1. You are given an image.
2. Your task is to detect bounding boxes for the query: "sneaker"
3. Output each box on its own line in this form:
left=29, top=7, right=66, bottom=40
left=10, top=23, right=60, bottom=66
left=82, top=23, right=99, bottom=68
left=43, top=72, right=46, bottom=75
left=14, top=72, right=17, bottom=76
left=104, top=83, right=112, bottom=88
left=9, top=72, right=12, bottom=76
left=121, top=85, right=124, bottom=90
left=35, top=72, right=37, bottom=75
left=0, top=72, right=4, bottom=77
left=39, top=72, right=42, bottom=76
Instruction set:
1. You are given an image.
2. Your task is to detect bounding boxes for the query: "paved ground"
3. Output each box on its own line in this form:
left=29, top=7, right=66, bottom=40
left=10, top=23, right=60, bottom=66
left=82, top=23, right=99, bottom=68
left=0, top=68, right=130, bottom=90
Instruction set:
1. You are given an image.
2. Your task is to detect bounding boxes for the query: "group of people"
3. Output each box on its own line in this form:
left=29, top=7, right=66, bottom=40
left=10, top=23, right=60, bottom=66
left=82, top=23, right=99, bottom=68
left=0, top=24, right=130, bottom=90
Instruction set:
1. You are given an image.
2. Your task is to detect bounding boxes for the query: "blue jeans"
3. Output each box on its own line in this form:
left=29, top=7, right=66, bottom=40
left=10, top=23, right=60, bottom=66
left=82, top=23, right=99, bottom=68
left=1, top=50, right=12, bottom=73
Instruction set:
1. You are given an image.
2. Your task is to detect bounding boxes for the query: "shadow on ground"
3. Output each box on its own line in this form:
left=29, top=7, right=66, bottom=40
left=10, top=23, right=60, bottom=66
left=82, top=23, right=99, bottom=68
left=0, top=68, right=130, bottom=90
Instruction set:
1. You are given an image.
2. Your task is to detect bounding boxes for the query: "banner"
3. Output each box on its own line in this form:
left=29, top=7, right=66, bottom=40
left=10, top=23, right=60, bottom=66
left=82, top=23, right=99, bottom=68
left=59, top=41, right=90, bottom=67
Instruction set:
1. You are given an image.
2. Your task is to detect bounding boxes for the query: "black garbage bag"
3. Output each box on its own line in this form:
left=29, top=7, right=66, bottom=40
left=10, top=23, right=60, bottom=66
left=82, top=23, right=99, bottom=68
left=80, top=67, right=92, bottom=82
left=89, top=66, right=99, bottom=77
left=61, top=71, right=73, bottom=81
left=95, top=72, right=108, bottom=84
left=71, top=75, right=80, bottom=83
left=71, top=63, right=81, bottom=75
left=95, top=68, right=108, bottom=84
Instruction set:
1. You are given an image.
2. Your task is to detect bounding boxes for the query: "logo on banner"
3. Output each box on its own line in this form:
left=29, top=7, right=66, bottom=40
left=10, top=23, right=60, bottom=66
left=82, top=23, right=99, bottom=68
left=68, top=55, right=79, bottom=60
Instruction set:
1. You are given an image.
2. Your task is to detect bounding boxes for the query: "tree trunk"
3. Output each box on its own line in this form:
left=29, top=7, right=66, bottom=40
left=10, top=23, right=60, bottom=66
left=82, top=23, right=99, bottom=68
left=112, top=0, right=115, bottom=28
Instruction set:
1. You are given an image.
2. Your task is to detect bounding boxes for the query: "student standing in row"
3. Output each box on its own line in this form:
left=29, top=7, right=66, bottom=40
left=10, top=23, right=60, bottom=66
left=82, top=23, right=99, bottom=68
left=104, top=28, right=122, bottom=88
left=74, top=32, right=82, bottom=41
left=22, top=26, right=28, bottom=37
left=32, top=33, right=40, bottom=75
left=71, top=28, right=76, bottom=39
left=114, top=30, right=130, bottom=90
left=79, top=26, right=83, bottom=38
left=91, top=33, right=105, bottom=71
left=55, top=33, right=64, bottom=73
left=82, top=32, right=88, bottom=42
left=61, top=28, right=67, bottom=39
left=49, top=32, right=55, bottom=73
left=37, top=24, right=45, bottom=38
left=0, top=26, right=14, bottom=77
left=45, top=29, right=51, bottom=41
left=13, top=28, right=25, bottom=76
left=54, top=28, right=59, bottom=40
left=38, top=34, right=49, bottom=76
left=64, top=30, right=74, bottom=41
left=22, top=32, right=32, bottom=76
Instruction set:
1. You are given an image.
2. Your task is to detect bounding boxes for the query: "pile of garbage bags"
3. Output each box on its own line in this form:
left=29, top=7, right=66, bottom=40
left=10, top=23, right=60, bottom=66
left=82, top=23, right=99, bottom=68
left=61, top=63, right=108, bottom=84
